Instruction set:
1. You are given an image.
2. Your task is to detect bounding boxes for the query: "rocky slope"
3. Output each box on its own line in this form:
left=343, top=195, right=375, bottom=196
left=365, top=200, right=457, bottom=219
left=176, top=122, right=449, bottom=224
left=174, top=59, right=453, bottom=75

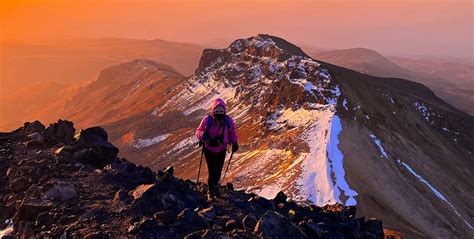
left=98, top=35, right=473, bottom=238
left=0, top=120, right=384, bottom=238
left=61, top=59, right=187, bottom=129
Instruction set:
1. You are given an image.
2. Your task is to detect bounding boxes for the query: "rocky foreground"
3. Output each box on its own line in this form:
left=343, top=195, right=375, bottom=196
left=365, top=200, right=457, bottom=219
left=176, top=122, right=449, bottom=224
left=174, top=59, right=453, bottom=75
left=0, top=120, right=384, bottom=238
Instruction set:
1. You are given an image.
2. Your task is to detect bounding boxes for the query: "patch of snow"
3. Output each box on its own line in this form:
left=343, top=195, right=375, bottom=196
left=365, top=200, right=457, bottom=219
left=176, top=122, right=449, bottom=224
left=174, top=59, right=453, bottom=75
left=370, top=134, right=388, bottom=158
left=319, top=70, right=330, bottom=79
left=397, top=159, right=473, bottom=229
left=304, top=82, right=314, bottom=91
left=167, top=137, right=192, bottom=155
left=298, top=108, right=358, bottom=206
left=414, top=101, right=434, bottom=125
left=442, top=127, right=460, bottom=135
left=132, top=134, right=171, bottom=149
left=342, top=99, right=348, bottom=110
left=326, top=115, right=358, bottom=206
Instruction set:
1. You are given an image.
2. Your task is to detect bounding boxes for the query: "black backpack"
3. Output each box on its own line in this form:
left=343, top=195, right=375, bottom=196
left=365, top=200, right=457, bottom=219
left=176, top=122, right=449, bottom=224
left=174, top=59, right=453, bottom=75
left=202, top=114, right=231, bottom=146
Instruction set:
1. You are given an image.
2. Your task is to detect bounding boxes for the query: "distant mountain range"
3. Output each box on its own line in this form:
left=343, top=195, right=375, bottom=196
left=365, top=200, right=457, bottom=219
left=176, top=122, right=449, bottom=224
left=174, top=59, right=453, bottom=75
left=1, top=37, right=472, bottom=132
left=303, top=47, right=474, bottom=115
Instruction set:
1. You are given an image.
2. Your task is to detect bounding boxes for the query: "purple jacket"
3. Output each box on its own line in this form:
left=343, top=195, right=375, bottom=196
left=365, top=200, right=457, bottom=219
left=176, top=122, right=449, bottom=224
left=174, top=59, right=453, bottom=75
left=195, top=98, right=238, bottom=153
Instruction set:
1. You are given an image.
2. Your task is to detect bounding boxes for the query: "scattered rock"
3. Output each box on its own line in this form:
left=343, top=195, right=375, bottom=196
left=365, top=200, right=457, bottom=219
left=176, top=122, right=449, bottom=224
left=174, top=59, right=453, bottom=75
left=242, top=214, right=258, bottom=230
left=113, top=189, right=131, bottom=203
left=184, top=229, right=218, bottom=239
left=163, top=166, right=174, bottom=176
left=42, top=182, right=77, bottom=202
left=198, top=206, right=217, bottom=221
left=23, top=121, right=46, bottom=136
left=273, top=191, right=288, bottom=204
left=226, top=182, right=234, bottom=191
left=127, top=217, right=160, bottom=235
left=129, top=184, right=156, bottom=200
left=75, top=127, right=118, bottom=168
left=254, top=210, right=307, bottom=239
left=10, top=176, right=30, bottom=192
left=27, top=132, right=45, bottom=144
left=45, top=120, right=75, bottom=144
left=224, top=219, right=238, bottom=231
left=178, top=208, right=209, bottom=229
left=154, top=211, right=177, bottom=225
left=15, top=202, right=53, bottom=222
left=363, top=219, right=384, bottom=238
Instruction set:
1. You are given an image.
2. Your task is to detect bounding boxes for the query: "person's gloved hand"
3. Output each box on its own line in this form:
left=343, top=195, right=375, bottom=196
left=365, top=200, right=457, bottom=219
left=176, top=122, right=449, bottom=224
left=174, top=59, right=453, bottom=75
left=232, top=143, right=239, bottom=152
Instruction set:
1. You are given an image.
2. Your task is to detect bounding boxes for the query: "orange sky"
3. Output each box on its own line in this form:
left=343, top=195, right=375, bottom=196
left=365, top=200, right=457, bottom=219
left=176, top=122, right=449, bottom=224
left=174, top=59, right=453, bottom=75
left=0, top=0, right=473, bottom=57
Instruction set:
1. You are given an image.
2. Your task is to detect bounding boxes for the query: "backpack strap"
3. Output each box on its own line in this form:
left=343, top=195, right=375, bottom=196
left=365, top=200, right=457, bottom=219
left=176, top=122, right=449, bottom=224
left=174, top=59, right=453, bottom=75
left=202, top=114, right=213, bottom=141
left=203, top=114, right=232, bottom=144
left=224, top=115, right=231, bottom=129
left=225, top=115, right=232, bottom=144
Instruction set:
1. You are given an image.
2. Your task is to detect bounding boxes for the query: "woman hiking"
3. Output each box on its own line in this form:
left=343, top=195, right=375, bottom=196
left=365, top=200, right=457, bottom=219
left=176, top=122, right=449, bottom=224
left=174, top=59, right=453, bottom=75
left=195, top=98, right=239, bottom=201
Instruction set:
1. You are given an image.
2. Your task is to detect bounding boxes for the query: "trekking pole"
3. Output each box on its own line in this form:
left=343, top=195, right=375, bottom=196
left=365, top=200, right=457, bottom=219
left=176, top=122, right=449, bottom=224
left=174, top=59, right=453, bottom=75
left=221, top=151, right=234, bottom=184
left=196, top=146, right=204, bottom=191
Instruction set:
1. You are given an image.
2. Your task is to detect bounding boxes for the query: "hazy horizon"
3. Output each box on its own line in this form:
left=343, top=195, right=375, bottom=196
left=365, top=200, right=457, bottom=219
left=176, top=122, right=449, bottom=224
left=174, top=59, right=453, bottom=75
left=1, top=0, right=472, bottom=58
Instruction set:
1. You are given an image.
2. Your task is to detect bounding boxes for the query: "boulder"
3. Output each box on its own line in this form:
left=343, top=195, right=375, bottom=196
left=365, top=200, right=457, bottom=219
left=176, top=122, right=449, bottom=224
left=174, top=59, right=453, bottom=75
left=184, top=229, right=219, bottom=239
left=74, top=127, right=118, bottom=168
left=127, top=217, right=161, bottom=235
left=42, top=182, right=77, bottom=202
left=10, top=176, right=30, bottom=192
left=273, top=191, right=288, bottom=204
left=27, top=132, right=44, bottom=144
left=113, top=189, right=132, bottom=203
left=226, top=182, right=234, bottom=191
left=129, top=184, right=156, bottom=200
left=198, top=206, right=217, bottom=221
left=163, top=166, right=174, bottom=176
left=254, top=210, right=307, bottom=239
left=363, top=219, right=384, bottom=239
left=154, top=211, right=177, bottom=225
left=224, top=219, right=239, bottom=231
left=15, top=202, right=53, bottom=222
left=242, top=214, right=257, bottom=230
left=45, top=120, right=75, bottom=144
left=178, top=208, right=209, bottom=229
left=23, top=121, right=46, bottom=136
left=299, top=221, right=323, bottom=238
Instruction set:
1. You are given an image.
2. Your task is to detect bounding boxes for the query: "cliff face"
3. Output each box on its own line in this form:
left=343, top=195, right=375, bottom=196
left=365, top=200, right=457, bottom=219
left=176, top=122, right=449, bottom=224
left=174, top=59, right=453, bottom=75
left=0, top=120, right=384, bottom=238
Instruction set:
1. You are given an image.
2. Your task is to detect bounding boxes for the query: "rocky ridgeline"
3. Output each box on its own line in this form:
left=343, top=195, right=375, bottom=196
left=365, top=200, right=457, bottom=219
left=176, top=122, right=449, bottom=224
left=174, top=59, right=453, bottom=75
left=0, top=120, right=384, bottom=238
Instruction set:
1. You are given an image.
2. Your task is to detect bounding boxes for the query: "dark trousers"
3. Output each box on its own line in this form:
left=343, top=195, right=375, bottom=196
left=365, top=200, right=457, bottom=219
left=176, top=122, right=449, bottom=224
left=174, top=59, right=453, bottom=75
left=203, top=147, right=226, bottom=192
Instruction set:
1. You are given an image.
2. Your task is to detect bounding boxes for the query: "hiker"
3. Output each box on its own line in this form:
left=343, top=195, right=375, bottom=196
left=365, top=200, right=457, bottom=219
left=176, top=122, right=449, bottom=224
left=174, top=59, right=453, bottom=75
left=195, top=98, right=239, bottom=201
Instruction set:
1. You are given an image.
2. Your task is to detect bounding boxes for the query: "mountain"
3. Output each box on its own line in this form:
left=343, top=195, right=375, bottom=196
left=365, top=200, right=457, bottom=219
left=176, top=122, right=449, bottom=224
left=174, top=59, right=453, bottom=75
left=310, top=48, right=474, bottom=115
left=60, top=59, right=186, bottom=129
left=314, top=48, right=409, bottom=78
left=0, top=81, right=85, bottom=132
left=0, top=120, right=384, bottom=238
left=0, top=38, right=207, bottom=131
left=87, top=34, right=472, bottom=238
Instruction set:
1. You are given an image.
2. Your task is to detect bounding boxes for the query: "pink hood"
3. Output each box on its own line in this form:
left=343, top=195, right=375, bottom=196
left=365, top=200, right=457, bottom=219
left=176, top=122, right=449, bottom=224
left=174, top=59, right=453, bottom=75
left=209, top=98, right=226, bottom=117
